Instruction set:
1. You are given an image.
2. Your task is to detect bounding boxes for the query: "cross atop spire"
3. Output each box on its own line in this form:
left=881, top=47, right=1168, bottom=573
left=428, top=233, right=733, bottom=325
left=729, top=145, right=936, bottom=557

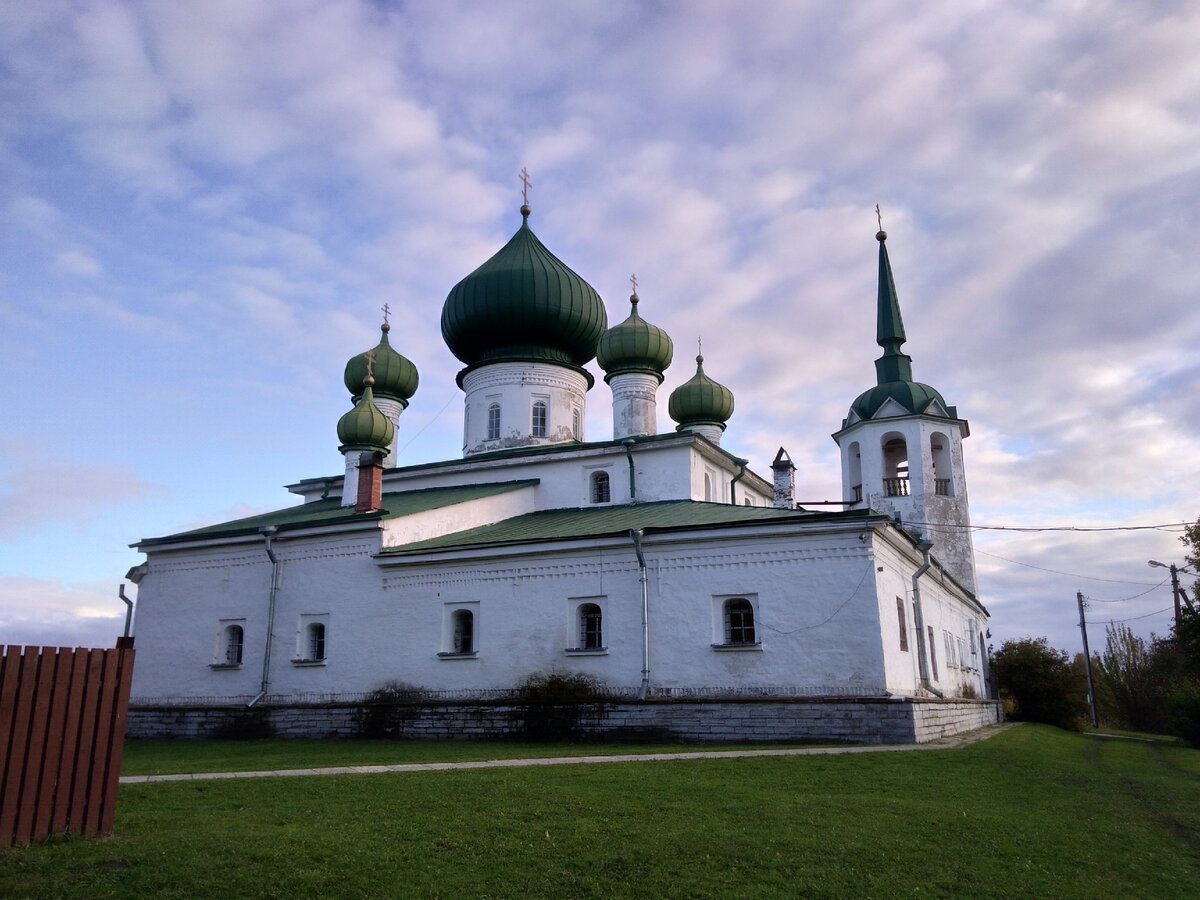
left=873, top=227, right=912, bottom=385
left=519, top=167, right=532, bottom=217
left=364, top=349, right=376, bottom=386
left=629, top=273, right=639, bottom=306
left=381, top=302, right=391, bottom=324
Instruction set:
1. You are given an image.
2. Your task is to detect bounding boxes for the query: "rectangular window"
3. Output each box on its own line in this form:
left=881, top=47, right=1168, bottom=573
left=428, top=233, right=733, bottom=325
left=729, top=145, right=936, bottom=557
left=531, top=400, right=547, bottom=438
left=896, top=597, right=908, bottom=652
left=487, top=403, right=501, bottom=441
left=928, top=625, right=939, bottom=679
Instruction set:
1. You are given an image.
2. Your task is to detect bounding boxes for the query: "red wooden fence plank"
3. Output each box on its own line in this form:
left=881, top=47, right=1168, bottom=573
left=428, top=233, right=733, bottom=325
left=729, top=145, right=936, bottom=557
left=0, top=649, right=38, bottom=846
left=0, top=646, right=22, bottom=798
left=49, top=649, right=85, bottom=836
left=99, top=640, right=135, bottom=835
left=66, top=650, right=103, bottom=837
left=14, top=648, right=57, bottom=845
left=83, top=650, right=120, bottom=836
left=32, top=649, right=74, bottom=842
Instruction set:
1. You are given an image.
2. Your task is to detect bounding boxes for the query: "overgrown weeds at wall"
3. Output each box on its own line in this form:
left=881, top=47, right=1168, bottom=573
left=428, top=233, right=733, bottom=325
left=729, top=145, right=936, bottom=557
left=514, top=672, right=610, bottom=740
left=357, top=681, right=424, bottom=738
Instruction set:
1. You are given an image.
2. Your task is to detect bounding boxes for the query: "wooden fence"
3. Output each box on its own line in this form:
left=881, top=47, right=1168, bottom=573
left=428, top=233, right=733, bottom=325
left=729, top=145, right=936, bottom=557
left=0, top=638, right=136, bottom=847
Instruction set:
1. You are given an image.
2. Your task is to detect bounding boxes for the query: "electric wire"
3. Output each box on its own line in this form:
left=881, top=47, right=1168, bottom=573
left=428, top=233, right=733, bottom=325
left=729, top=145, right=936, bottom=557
left=759, top=558, right=875, bottom=635
left=1103, top=605, right=1175, bottom=624
left=1083, top=580, right=1169, bottom=604
left=974, top=548, right=1160, bottom=586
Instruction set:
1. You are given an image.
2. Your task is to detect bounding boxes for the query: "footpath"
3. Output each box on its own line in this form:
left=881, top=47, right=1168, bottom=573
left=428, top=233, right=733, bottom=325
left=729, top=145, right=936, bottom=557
left=120, top=722, right=1017, bottom=785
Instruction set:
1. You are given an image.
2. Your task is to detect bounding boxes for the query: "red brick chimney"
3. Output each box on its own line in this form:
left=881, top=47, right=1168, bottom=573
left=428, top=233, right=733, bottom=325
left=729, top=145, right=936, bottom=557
left=355, top=451, right=384, bottom=514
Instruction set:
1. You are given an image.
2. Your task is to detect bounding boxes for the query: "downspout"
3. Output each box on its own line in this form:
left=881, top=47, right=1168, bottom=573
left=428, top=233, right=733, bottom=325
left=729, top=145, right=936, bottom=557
left=248, top=525, right=280, bottom=708
left=910, top=538, right=944, bottom=698
left=730, top=457, right=747, bottom=505
left=117, top=585, right=135, bottom=638
left=622, top=438, right=637, bottom=503
left=630, top=529, right=650, bottom=700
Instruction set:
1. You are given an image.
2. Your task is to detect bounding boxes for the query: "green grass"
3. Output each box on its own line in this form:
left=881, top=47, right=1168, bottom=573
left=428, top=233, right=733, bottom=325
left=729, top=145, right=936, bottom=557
left=3, top=725, right=1198, bottom=898
left=120, top=737, right=810, bottom=776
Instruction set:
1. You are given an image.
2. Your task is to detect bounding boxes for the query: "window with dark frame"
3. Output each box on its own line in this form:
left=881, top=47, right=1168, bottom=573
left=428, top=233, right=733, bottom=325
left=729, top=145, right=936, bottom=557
left=928, top=625, right=939, bottom=679
left=724, top=598, right=756, bottom=645
left=307, top=623, right=326, bottom=661
left=896, top=597, right=908, bottom=651
left=579, top=603, right=603, bottom=649
left=531, top=400, right=547, bottom=437
left=591, top=470, right=611, bottom=503
left=224, top=624, right=243, bottom=665
left=486, top=403, right=501, bottom=440
left=452, top=610, right=474, bottom=654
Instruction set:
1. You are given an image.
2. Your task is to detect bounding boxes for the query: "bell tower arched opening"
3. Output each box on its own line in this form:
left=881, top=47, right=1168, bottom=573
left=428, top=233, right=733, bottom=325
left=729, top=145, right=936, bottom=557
left=881, top=432, right=909, bottom=497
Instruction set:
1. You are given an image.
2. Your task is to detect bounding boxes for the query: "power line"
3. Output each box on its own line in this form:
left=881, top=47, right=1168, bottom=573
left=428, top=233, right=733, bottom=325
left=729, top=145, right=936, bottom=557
left=975, top=548, right=1161, bottom=586
left=1084, top=580, right=1169, bottom=604
left=1104, top=605, right=1174, bottom=624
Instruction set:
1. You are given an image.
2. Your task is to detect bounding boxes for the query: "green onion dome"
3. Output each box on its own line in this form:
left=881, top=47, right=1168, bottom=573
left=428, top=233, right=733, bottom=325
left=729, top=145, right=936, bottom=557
left=849, top=380, right=948, bottom=421
left=440, top=208, right=608, bottom=380
left=337, top=379, right=395, bottom=454
left=596, top=291, right=674, bottom=384
left=668, top=354, right=735, bottom=430
left=344, top=322, right=418, bottom=404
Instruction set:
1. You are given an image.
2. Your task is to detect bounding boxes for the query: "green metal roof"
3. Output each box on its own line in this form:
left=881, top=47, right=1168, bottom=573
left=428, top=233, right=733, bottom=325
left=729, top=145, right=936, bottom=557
left=137, top=480, right=540, bottom=547
left=336, top=384, right=395, bottom=453
left=344, top=323, right=418, bottom=403
left=596, top=292, right=674, bottom=383
left=440, top=207, right=608, bottom=372
left=382, top=500, right=871, bottom=556
left=668, top=355, right=734, bottom=428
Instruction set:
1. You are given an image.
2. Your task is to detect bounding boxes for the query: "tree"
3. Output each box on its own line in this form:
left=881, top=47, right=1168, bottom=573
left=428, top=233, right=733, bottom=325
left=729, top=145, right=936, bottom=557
left=1097, top=624, right=1157, bottom=730
left=991, top=637, right=1086, bottom=729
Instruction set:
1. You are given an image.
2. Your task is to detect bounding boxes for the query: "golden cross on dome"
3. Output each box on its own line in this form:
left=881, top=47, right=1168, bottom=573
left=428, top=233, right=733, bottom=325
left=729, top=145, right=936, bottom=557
left=520, top=167, right=532, bottom=207
left=381, top=302, right=391, bottom=324
left=365, top=349, right=376, bottom=382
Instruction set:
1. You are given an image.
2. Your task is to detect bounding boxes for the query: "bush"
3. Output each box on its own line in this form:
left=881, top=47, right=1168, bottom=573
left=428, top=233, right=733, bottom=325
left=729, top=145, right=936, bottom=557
left=357, top=681, right=424, bottom=739
left=514, top=672, right=609, bottom=740
left=991, top=637, right=1085, bottom=729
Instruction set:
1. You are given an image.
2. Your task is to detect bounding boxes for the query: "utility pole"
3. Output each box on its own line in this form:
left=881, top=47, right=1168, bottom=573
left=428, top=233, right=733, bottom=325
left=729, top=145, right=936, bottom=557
left=1077, top=591, right=1099, bottom=728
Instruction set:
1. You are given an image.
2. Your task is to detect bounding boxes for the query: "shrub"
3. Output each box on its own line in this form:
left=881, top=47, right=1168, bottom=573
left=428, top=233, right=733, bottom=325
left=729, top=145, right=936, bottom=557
left=514, top=672, right=610, bottom=740
left=357, top=681, right=424, bottom=739
left=991, top=637, right=1085, bottom=729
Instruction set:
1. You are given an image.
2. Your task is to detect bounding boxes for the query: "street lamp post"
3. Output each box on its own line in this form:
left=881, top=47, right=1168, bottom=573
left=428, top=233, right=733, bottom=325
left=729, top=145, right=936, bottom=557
left=1148, top=560, right=1197, bottom=632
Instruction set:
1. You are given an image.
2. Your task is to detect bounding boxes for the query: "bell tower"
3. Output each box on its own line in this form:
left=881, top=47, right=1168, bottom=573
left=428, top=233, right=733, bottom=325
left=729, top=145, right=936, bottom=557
left=832, top=226, right=977, bottom=594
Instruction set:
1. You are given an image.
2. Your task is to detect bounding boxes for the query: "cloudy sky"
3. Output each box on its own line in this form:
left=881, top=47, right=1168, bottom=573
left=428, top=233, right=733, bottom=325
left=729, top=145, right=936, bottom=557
left=2, top=0, right=1197, bottom=657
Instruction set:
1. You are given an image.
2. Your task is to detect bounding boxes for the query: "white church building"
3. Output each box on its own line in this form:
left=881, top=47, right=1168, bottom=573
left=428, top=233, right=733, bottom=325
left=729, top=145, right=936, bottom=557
left=126, top=199, right=998, bottom=743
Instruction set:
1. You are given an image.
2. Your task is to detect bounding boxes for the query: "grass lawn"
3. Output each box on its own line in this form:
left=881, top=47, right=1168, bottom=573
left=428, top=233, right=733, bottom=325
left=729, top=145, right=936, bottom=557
left=2, top=725, right=1198, bottom=898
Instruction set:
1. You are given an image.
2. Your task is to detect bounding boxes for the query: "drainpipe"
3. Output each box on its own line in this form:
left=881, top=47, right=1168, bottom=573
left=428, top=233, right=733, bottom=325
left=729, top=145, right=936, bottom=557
left=117, top=584, right=135, bottom=638
left=910, top=537, right=944, bottom=698
left=630, top=529, right=650, bottom=700
left=622, top=438, right=637, bottom=503
left=249, top=525, right=281, bottom=708
left=730, top=457, right=748, bottom=505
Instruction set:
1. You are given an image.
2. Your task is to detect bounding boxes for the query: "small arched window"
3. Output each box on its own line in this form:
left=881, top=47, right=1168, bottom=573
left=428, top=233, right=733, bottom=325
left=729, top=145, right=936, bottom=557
left=704, top=473, right=713, bottom=501
left=591, top=470, right=611, bottom=504
left=882, top=433, right=909, bottom=497
left=724, top=598, right=755, bottom=645
left=930, top=432, right=953, bottom=496
left=572, top=408, right=581, bottom=441
left=486, top=403, right=501, bottom=441
left=452, top=610, right=474, bottom=654
left=307, top=623, right=326, bottom=661
left=224, top=625, right=244, bottom=665
left=579, top=603, right=603, bottom=649
left=531, top=401, right=547, bottom=437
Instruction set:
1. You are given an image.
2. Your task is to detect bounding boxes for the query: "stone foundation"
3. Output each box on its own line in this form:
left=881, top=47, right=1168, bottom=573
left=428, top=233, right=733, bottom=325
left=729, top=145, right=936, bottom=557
left=127, top=696, right=1000, bottom=744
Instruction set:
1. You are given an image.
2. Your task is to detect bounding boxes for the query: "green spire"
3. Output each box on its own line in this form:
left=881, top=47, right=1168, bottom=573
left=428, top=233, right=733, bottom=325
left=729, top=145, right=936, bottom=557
left=874, top=229, right=913, bottom=385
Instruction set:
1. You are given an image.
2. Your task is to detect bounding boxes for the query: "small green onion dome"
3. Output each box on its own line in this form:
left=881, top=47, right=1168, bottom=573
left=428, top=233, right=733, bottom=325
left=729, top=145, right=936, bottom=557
left=668, top=354, right=734, bottom=430
left=596, top=291, right=674, bottom=384
left=849, top=380, right=948, bottom=420
left=344, top=323, right=418, bottom=404
left=337, top=379, right=395, bottom=454
left=441, top=208, right=607, bottom=375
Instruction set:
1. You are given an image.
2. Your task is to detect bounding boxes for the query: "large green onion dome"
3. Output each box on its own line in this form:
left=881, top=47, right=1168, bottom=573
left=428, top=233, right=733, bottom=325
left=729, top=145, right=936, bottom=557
left=441, top=207, right=608, bottom=381
left=337, top=379, right=395, bottom=454
left=344, top=322, right=419, bottom=404
left=596, top=290, right=673, bottom=384
left=849, top=380, right=948, bottom=420
left=668, top=354, right=735, bottom=430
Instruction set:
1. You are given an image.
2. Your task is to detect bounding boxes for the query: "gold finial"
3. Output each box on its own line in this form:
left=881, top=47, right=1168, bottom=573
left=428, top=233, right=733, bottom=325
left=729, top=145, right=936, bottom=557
left=875, top=204, right=887, bottom=241
left=629, top=273, right=639, bottom=305
left=520, top=167, right=532, bottom=216
left=696, top=337, right=703, bottom=365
